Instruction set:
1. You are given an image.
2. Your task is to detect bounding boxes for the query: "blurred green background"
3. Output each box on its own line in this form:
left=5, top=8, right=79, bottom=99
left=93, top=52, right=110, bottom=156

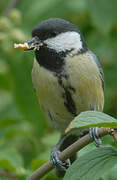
left=0, top=0, right=117, bottom=179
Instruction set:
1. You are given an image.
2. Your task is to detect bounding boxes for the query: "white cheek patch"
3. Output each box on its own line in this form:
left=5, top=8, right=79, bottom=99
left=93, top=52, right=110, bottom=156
left=44, top=31, right=83, bottom=54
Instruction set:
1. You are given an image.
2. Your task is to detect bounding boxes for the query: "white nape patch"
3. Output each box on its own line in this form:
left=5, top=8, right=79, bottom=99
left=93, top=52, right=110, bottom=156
left=44, top=31, right=83, bottom=54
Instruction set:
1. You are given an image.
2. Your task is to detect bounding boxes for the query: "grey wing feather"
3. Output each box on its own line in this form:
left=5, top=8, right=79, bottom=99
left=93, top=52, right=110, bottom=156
left=89, top=51, right=105, bottom=91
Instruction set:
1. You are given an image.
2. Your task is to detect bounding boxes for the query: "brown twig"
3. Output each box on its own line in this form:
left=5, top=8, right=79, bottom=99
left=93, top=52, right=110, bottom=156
left=27, top=127, right=112, bottom=180
left=0, top=172, right=17, bottom=179
left=3, top=0, right=20, bottom=16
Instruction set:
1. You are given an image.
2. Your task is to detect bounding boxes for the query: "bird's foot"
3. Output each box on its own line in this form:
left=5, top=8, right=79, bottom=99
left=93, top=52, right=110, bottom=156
left=50, top=147, right=71, bottom=172
left=89, top=127, right=102, bottom=147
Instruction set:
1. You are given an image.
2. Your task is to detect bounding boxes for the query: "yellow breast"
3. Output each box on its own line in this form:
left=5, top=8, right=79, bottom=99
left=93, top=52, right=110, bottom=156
left=65, top=52, right=104, bottom=112
left=32, top=51, right=104, bottom=132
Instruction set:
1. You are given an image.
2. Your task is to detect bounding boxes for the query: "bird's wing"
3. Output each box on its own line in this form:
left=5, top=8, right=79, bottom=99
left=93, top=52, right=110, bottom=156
left=89, top=51, right=105, bottom=91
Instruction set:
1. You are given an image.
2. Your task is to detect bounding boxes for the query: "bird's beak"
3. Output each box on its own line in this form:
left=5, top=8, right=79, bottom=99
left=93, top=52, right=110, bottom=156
left=14, top=36, right=43, bottom=51
left=26, top=36, right=43, bottom=51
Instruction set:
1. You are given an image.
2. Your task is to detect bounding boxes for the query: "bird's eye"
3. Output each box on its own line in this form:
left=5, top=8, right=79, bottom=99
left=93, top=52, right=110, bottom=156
left=51, top=31, right=57, bottom=36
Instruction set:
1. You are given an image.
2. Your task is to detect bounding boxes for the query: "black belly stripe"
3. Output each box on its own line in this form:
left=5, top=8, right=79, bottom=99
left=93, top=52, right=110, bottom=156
left=57, top=75, right=77, bottom=116
left=64, top=87, right=77, bottom=116
left=48, top=110, right=54, bottom=122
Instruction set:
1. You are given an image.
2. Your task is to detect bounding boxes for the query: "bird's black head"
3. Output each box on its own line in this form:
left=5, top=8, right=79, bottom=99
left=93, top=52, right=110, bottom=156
left=27, top=18, right=88, bottom=73
left=32, top=18, right=80, bottom=40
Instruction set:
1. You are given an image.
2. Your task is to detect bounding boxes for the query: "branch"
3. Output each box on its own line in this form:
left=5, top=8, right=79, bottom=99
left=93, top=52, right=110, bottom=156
left=3, top=0, right=20, bottom=16
left=27, top=127, right=113, bottom=180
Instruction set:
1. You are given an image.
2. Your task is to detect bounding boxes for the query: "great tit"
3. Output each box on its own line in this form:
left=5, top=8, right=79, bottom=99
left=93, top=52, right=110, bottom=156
left=23, top=18, right=104, bottom=177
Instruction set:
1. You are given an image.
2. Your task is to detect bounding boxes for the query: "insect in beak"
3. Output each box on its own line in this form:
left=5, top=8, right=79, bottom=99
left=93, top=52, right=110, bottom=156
left=14, top=36, right=43, bottom=51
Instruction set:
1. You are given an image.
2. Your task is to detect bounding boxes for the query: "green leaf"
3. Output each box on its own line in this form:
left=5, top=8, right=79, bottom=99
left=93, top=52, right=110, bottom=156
left=102, top=164, right=117, bottom=180
left=0, top=148, right=23, bottom=171
left=66, top=111, right=117, bottom=133
left=86, top=0, right=117, bottom=33
left=64, top=147, right=117, bottom=180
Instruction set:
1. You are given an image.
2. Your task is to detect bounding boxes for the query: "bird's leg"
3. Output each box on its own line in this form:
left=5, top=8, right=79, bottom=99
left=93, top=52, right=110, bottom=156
left=89, top=127, right=102, bottom=147
left=50, top=134, right=77, bottom=177
left=51, top=146, right=71, bottom=170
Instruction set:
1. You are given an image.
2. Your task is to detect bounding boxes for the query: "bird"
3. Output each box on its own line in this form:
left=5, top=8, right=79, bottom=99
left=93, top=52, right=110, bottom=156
left=25, top=18, right=104, bottom=177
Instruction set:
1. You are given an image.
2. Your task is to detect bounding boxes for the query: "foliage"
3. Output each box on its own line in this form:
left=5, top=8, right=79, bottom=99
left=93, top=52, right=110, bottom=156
left=66, top=111, right=117, bottom=133
left=65, top=147, right=117, bottom=180
left=65, top=111, right=117, bottom=179
left=0, top=0, right=117, bottom=179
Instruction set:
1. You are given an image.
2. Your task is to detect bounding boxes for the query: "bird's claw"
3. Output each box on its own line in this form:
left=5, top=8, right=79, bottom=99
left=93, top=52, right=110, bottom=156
left=89, top=127, right=102, bottom=147
left=50, top=147, right=71, bottom=171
